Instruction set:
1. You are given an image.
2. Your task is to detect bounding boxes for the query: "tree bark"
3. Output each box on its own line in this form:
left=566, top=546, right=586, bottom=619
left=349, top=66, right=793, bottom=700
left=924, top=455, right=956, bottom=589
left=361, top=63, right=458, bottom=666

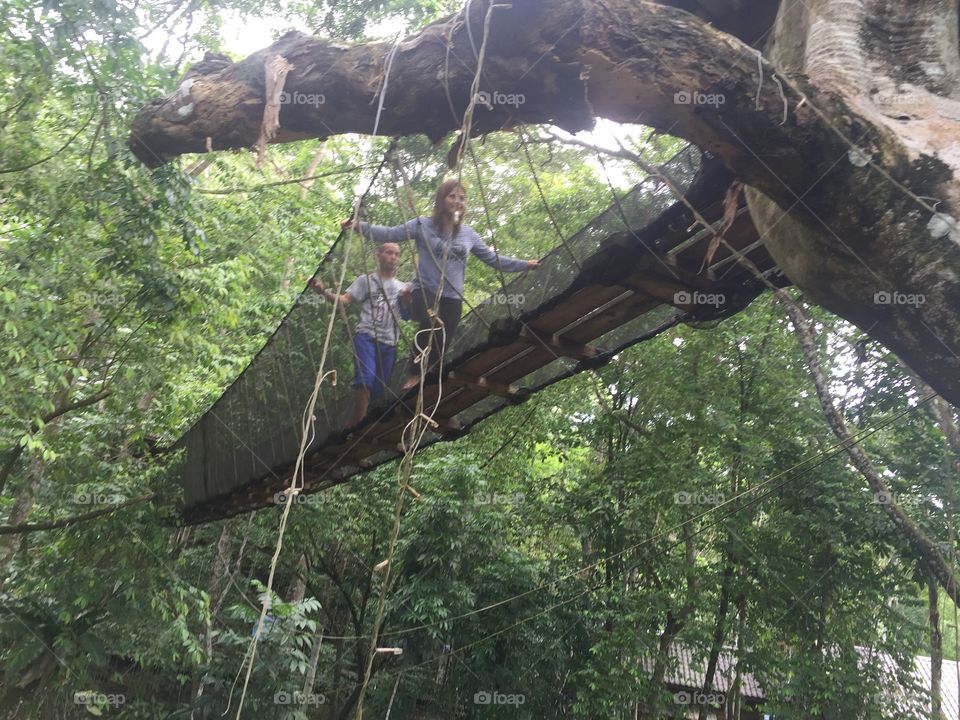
left=646, top=524, right=699, bottom=716
left=190, top=519, right=236, bottom=714
left=698, top=561, right=733, bottom=720
left=0, top=457, right=44, bottom=584
left=300, top=624, right=325, bottom=715
left=128, top=0, right=960, bottom=405
left=929, top=573, right=945, bottom=720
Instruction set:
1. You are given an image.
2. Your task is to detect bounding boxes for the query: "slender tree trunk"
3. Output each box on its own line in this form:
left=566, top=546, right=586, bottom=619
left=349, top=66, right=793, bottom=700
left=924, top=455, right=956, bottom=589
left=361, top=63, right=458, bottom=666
left=725, top=591, right=748, bottom=720
left=780, top=291, right=960, bottom=606
left=300, top=624, right=325, bottom=715
left=190, top=519, right=235, bottom=714
left=647, top=525, right=699, bottom=716
left=0, top=457, right=44, bottom=585
left=648, top=612, right=683, bottom=718
left=929, top=573, right=945, bottom=720
left=288, top=552, right=308, bottom=602
left=698, top=561, right=734, bottom=720
left=331, top=636, right=343, bottom=720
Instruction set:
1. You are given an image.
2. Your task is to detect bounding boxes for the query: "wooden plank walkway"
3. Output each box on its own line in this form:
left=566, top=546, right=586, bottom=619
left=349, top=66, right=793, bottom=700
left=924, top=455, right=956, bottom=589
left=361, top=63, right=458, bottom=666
left=180, top=155, right=784, bottom=524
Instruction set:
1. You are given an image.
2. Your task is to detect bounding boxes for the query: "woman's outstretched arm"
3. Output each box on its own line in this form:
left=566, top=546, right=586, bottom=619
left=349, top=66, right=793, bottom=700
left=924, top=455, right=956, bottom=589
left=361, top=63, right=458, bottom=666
left=470, top=233, right=540, bottom=272
left=343, top=217, right=421, bottom=244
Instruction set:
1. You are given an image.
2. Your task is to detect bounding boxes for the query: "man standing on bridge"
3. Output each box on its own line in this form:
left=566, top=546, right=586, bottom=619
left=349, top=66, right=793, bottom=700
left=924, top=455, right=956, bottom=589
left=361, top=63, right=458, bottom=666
left=309, top=243, right=410, bottom=428
left=343, top=179, right=540, bottom=390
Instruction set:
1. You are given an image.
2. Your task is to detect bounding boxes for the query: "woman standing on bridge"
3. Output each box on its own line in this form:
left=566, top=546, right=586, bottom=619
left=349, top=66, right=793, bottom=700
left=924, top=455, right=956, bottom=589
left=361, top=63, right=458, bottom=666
left=343, top=179, right=540, bottom=390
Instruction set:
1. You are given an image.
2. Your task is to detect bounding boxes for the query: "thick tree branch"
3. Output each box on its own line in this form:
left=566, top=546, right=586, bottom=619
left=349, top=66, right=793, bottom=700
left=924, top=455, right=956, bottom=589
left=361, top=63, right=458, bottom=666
left=0, top=493, right=155, bottom=536
left=128, top=0, right=960, bottom=407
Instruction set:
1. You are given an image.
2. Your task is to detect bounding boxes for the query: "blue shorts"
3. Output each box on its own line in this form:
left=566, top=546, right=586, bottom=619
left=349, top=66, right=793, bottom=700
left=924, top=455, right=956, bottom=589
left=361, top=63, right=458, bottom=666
left=352, top=332, right=396, bottom=399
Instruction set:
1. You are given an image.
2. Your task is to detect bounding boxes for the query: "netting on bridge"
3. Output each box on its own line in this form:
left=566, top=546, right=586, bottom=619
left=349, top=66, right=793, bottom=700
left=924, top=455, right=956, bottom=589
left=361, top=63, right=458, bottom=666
left=178, top=144, right=705, bottom=512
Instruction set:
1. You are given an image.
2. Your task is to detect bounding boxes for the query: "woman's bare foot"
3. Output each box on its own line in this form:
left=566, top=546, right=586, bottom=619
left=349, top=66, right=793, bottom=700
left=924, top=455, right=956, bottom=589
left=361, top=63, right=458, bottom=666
left=401, top=375, right=420, bottom=391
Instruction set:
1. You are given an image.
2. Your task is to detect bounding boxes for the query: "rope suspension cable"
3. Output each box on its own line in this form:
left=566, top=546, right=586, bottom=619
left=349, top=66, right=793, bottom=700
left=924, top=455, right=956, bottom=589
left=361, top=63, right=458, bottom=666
left=467, top=144, right=516, bottom=322
left=584, top=130, right=694, bottom=287
left=229, top=32, right=406, bottom=715
left=517, top=127, right=583, bottom=272
left=353, top=9, right=511, bottom=714
left=226, top=144, right=396, bottom=720
left=349, top=24, right=467, bottom=716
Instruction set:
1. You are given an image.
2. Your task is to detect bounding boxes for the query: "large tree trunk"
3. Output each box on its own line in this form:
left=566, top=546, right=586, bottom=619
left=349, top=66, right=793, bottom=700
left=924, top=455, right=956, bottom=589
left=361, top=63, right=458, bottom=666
left=128, top=0, right=960, bottom=406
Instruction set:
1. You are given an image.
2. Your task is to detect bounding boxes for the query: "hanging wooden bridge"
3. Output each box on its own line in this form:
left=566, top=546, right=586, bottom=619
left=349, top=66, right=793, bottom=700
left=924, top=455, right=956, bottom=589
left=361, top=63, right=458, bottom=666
left=176, top=147, right=785, bottom=524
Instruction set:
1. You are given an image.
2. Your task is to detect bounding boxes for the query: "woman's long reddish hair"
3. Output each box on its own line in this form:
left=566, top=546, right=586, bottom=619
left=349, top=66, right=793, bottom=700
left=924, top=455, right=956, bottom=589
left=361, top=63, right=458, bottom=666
left=431, top=179, right=465, bottom=232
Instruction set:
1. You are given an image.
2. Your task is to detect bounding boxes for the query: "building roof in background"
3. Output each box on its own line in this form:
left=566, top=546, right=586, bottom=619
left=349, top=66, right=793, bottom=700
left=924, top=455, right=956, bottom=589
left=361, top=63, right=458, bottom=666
left=645, top=644, right=960, bottom=719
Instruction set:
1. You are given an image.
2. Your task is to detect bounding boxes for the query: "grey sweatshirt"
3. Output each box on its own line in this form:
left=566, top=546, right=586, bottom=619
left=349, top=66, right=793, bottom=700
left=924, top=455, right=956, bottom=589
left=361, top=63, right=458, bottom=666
left=358, top=216, right=529, bottom=299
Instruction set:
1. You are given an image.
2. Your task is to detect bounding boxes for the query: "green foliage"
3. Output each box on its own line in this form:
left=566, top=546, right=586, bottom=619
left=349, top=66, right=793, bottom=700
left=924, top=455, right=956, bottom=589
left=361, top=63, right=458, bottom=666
left=1, top=0, right=959, bottom=717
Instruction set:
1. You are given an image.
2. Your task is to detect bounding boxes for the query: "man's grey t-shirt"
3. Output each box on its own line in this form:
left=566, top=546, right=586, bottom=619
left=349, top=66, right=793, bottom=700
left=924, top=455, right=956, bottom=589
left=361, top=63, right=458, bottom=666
left=345, top=273, right=408, bottom=346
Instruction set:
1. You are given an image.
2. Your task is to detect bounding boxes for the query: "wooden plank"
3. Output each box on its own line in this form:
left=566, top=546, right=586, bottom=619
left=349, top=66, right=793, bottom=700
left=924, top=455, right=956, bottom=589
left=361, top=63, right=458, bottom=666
left=562, top=294, right=662, bottom=345
left=447, top=370, right=519, bottom=397
left=530, top=286, right=630, bottom=334
left=518, top=325, right=598, bottom=361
